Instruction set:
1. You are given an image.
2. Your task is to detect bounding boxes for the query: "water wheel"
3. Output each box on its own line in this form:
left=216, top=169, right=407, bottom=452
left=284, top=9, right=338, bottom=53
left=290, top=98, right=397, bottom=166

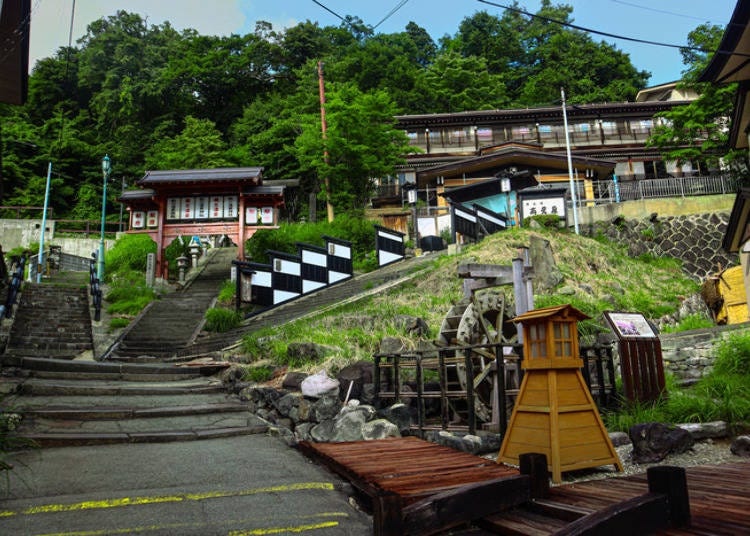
left=437, top=289, right=518, bottom=423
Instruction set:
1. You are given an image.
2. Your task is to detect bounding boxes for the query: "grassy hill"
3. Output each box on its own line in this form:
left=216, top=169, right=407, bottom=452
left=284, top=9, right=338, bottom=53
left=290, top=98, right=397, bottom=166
left=239, top=226, right=699, bottom=373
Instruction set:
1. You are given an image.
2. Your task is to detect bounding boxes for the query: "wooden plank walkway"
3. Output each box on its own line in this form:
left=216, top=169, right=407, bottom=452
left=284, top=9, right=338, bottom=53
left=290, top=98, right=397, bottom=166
left=298, top=436, right=519, bottom=505
left=300, top=437, right=750, bottom=535
left=481, top=461, right=750, bottom=535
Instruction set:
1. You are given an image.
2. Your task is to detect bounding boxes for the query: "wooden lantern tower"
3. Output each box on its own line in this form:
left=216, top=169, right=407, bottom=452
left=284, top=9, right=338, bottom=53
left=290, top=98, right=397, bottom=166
left=497, top=304, right=622, bottom=483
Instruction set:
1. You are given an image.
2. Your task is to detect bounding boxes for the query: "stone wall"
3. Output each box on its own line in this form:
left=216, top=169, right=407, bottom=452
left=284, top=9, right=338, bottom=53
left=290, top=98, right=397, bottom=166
left=660, top=322, right=750, bottom=381
left=585, top=212, right=737, bottom=281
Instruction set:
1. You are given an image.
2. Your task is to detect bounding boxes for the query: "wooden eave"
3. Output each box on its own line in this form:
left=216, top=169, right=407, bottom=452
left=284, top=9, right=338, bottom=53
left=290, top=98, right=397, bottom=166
left=723, top=187, right=750, bottom=252
left=395, top=101, right=692, bottom=129
left=417, top=147, right=615, bottom=182
left=511, top=304, right=590, bottom=324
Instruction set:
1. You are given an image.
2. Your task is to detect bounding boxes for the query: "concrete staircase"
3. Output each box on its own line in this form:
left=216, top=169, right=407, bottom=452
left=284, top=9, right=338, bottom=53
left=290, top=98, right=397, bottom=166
left=5, top=283, right=93, bottom=359
left=180, top=252, right=438, bottom=357
left=110, top=247, right=236, bottom=360
left=0, top=355, right=266, bottom=447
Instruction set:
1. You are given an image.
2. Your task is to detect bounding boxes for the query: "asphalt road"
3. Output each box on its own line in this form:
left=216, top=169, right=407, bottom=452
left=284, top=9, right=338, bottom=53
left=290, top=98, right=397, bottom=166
left=0, top=435, right=372, bottom=535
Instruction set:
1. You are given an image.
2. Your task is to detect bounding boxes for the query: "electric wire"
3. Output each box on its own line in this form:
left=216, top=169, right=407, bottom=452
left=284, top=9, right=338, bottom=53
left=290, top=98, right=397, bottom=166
left=310, top=0, right=346, bottom=24
left=373, top=0, right=410, bottom=30
left=611, top=0, right=724, bottom=23
left=477, top=0, right=750, bottom=59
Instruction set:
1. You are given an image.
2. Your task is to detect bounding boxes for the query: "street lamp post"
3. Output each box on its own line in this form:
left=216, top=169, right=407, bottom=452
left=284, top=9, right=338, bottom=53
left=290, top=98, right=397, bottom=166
left=98, top=155, right=111, bottom=280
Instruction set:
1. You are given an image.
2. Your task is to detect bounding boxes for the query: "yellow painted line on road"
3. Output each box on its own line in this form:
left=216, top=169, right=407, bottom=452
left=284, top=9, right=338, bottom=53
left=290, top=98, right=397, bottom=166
left=229, top=521, right=340, bottom=535
left=0, top=482, right=335, bottom=518
left=34, top=512, right=349, bottom=536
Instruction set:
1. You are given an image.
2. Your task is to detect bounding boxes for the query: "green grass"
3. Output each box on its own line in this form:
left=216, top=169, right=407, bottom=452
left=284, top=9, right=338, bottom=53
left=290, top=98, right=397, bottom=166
left=108, top=317, right=130, bottom=331
left=217, top=280, right=236, bottom=305
left=204, top=308, right=242, bottom=333
left=661, top=314, right=714, bottom=334
left=242, top=365, right=275, bottom=383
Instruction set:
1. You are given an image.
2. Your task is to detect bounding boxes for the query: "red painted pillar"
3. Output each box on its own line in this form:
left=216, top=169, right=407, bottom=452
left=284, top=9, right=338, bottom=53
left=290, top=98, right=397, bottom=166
left=155, top=196, right=166, bottom=278
left=238, top=194, right=246, bottom=261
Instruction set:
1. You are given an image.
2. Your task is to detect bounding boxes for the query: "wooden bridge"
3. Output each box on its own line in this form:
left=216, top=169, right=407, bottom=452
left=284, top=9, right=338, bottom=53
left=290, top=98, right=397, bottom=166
left=299, top=437, right=750, bottom=535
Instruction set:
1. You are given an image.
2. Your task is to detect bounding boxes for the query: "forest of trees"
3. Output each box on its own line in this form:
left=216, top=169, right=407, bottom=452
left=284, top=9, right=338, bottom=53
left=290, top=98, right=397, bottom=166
left=0, top=1, right=677, bottom=220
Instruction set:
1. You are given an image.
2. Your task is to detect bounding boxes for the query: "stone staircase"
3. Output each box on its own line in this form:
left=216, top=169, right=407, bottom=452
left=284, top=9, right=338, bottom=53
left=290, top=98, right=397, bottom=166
left=5, top=282, right=93, bottom=359
left=0, top=355, right=266, bottom=447
left=180, top=252, right=439, bottom=357
left=110, top=247, right=237, bottom=360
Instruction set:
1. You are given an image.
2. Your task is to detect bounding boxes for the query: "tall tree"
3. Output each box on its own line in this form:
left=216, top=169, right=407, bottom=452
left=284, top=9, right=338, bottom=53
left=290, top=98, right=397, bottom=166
left=294, top=83, right=413, bottom=212
left=145, top=116, right=234, bottom=170
left=647, top=24, right=746, bottom=174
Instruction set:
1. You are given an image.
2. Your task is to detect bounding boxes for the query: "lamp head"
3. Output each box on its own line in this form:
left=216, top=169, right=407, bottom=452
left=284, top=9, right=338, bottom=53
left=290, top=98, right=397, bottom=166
left=102, top=155, right=111, bottom=176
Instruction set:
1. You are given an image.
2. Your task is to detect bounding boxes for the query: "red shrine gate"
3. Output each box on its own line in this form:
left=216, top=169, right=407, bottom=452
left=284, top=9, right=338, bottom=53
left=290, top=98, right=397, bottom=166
left=119, top=167, right=285, bottom=279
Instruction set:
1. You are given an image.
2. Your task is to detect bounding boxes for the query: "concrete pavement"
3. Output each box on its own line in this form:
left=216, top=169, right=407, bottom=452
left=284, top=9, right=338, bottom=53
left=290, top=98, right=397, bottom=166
left=0, top=435, right=371, bottom=535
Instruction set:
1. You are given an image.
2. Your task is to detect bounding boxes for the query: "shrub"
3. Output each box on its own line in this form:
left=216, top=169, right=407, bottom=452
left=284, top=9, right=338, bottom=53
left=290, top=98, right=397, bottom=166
left=105, top=234, right=156, bottom=277
left=714, top=331, right=750, bottom=375
left=109, top=317, right=130, bottom=331
left=107, top=295, right=154, bottom=316
left=245, top=214, right=377, bottom=272
left=217, top=280, right=236, bottom=305
left=521, top=214, right=562, bottom=229
left=204, top=308, right=242, bottom=332
left=661, top=314, right=714, bottom=334
left=243, top=365, right=275, bottom=383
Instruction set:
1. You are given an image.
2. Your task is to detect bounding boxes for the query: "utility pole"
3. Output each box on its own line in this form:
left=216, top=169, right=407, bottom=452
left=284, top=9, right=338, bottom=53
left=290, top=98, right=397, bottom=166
left=561, top=88, right=580, bottom=235
left=317, top=61, right=334, bottom=223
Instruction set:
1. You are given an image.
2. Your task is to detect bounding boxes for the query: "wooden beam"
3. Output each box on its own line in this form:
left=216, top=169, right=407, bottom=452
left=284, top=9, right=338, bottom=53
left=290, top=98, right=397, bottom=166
left=401, top=475, right=531, bottom=535
left=551, top=493, right=668, bottom=536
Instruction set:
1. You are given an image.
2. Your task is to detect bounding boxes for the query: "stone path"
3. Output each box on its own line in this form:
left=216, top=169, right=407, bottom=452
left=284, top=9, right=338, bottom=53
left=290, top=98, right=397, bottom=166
left=0, top=355, right=266, bottom=447
left=111, top=247, right=237, bottom=360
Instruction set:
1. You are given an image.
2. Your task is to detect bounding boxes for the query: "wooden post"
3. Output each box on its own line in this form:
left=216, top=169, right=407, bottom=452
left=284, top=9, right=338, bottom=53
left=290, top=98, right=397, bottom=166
left=416, top=353, right=424, bottom=437
left=439, top=349, right=449, bottom=430
left=519, top=452, right=549, bottom=499
left=465, top=347, right=475, bottom=435
left=238, top=193, right=246, bottom=261
left=373, top=492, right=403, bottom=536
left=647, top=466, right=691, bottom=528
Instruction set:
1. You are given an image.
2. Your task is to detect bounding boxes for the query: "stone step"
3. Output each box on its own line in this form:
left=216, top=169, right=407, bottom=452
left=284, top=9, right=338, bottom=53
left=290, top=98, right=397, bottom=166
left=19, top=402, right=250, bottom=420
left=17, top=377, right=224, bottom=396
left=0, top=355, right=220, bottom=376
left=5, top=392, right=237, bottom=410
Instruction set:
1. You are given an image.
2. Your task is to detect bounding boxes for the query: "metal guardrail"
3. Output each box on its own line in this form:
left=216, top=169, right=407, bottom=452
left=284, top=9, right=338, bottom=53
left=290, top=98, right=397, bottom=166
left=89, top=253, right=102, bottom=322
left=2, top=255, right=26, bottom=319
left=590, top=174, right=739, bottom=204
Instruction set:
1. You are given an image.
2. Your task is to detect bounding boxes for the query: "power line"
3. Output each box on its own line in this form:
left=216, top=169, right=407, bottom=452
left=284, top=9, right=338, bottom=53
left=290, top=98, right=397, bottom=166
left=610, top=0, right=720, bottom=23
left=477, top=0, right=750, bottom=59
left=310, top=0, right=346, bottom=24
left=373, top=0, right=410, bottom=30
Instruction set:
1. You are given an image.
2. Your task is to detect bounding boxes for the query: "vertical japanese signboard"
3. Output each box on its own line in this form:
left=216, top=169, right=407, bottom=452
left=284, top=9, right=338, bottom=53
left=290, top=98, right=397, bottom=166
left=245, top=206, right=258, bottom=225
left=210, top=196, right=223, bottom=219
left=146, top=210, right=158, bottom=228
left=260, top=206, right=274, bottom=225
left=132, top=211, right=145, bottom=229
left=181, top=197, right=194, bottom=219
left=223, top=196, right=238, bottom=219
left=167, top=198, right=180, bottom=220
left=196, top=197, right=210, bottom=220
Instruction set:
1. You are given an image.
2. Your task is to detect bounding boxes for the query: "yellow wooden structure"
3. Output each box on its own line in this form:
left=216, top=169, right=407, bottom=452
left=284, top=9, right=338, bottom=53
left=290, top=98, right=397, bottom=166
left=497, top=304, right=623, bottom=483
left=712, top=265, right=749, bottom=325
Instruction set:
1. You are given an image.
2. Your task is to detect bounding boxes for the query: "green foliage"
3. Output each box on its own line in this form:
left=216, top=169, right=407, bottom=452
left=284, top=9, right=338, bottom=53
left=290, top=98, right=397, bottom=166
left=145, top=116, right=235, bottom=170
left=661, top=314, right=714, bottom=334
left=246, top=215, right=377, bottom=271
left=204, top=308, right=242, bottom=333
left=217, top=280, right=236, bottom=305
left=521, top=214, right=561, bottom=229
left=106, top=294, right=153, bottom=316
left=105, top=234, right=156, bottom=277
left=714, top=331, right=750, bottom=375
left=243, top=365, right=275, bottom=383
left=109, top=317, right=130, bottom=331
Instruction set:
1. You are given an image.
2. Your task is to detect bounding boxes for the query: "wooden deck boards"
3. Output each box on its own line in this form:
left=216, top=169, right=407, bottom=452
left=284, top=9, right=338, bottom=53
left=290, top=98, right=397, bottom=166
left=299, top=437, right=750, bottom=535
left=298, top=436, right=519, bottom=504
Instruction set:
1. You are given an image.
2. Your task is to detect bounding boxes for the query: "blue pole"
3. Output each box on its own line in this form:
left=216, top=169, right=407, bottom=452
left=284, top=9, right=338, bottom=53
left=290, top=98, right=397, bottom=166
left=37, top=162, right=53, bottom=283
left=98, top=155, right=110, bottom=280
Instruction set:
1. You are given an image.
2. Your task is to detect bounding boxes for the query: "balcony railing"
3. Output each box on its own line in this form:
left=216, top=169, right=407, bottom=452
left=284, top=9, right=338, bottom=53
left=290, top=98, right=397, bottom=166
left=591, top=174, right=739, bottom=204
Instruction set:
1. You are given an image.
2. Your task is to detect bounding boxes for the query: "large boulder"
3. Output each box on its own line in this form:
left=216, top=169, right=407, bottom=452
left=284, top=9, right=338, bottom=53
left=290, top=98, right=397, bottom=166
left=337, top=361, right=374, bottom=402
left=287, top=342, right=327, bottom=365
left=310, top=392, right=342, bottom=422
left=629, top=422, right=695, bottom=463
left=730, top=435, right=750, bottom=457
left=362, top=419, right=400, bottom=440
left=310, top=420, right=336, bottom=442
left=378, top=403, right=412, bottom=434
left=330, top=410, right=367, bottom=442
left=394, top=315, right=430, bottom=337
left=529, top=235, right=563, bottom=292
left=301, top=370, right=339, bottom=398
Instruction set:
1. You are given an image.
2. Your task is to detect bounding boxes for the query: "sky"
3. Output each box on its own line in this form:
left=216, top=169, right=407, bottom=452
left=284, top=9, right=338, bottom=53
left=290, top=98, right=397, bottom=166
left=29, top=0, right=739, bottom=87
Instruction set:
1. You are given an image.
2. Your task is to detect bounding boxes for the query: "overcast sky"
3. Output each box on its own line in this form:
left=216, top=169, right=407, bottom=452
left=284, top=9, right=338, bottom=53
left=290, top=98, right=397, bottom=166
left=29, top=0, right=738, bottom=87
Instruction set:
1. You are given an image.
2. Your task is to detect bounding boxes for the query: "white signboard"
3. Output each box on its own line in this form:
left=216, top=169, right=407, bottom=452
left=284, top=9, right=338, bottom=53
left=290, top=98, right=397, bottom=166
left=223, top=196, right=238, bottom=219
left=196, top=197, right=210, bottom=220
left=210, top=196, right=223, bottom=219
left=260, top=206, right=274, bottom=225
left=146, top=210, right=158, bottom=228
left=245, top=206, right=258, bottom=225
left=521, top=197, right=565, bottom=219
left=167, top=198, right=180, bottom=220
left=181, top=197, right=194, bottom=219
left=132, top=211, right=145, bottom=229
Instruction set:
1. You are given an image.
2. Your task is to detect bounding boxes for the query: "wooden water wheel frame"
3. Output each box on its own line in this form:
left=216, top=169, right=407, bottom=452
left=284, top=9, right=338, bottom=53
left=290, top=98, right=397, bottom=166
left=437, top=289, right=518, bottom=423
